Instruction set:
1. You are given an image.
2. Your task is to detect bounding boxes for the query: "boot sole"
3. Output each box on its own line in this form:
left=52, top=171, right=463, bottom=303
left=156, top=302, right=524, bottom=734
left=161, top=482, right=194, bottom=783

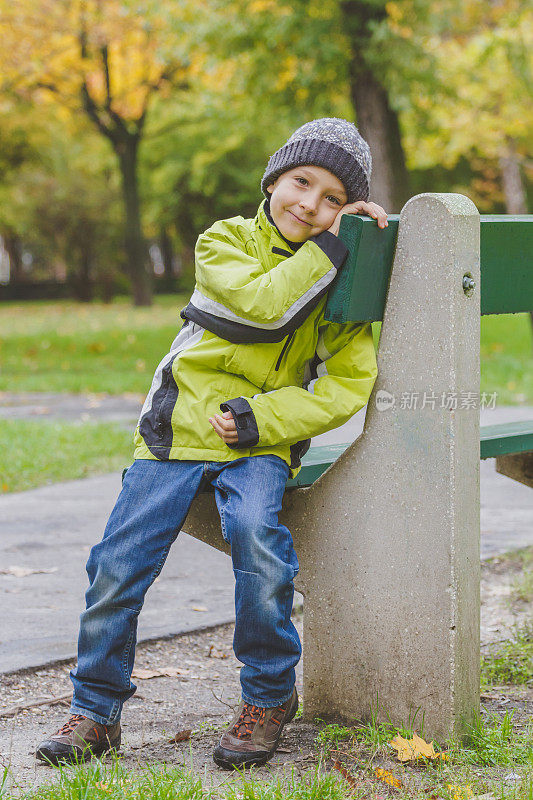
left=213, top=695, right=298, bottom=770
left=36, top=735, right=121, bottom=766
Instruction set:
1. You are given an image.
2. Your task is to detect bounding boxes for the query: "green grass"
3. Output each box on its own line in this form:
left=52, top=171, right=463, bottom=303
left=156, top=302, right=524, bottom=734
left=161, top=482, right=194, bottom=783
left=509, top=548, right=533, bottom=605
left=0, top=419, right=133, bottom=493
left=484, top=547, right=533, bottom=607
left=316, top=705, right=533, bottom=766
left=0, top=299, right=532, bottom=401
left=1, top=760, right=352, bottom=800
left=512, top=569, right=533, bottom=604
left=458, top=709, right=533, bottom=767
left=3, top=712, right=532, bottom=800
left=479, top=312, right=533, bottom=404
left=481, top=620, right=533, bottom=687
left=313, top=705, right=533, bottom=799
left=0, top=296, right=188, bottom=395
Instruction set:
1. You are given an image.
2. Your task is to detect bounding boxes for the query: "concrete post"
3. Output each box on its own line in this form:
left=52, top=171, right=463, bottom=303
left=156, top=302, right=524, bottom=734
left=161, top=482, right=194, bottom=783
left=183, top=193, right=481, bottom=740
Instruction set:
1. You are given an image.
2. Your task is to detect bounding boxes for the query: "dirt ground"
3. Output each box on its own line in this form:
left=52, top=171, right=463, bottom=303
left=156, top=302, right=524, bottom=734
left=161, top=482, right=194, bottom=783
left=1, top=555, right=532, bottom=796
left=1, top=612, right=317, bottom=795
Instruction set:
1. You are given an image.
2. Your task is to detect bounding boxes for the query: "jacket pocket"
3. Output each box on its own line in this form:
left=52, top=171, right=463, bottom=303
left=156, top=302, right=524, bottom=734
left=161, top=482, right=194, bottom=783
left=225, top=339, right=281, bottom=389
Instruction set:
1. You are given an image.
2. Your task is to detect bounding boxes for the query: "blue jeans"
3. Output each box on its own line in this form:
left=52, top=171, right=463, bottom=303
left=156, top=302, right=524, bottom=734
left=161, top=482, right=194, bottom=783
left=70, top=456, right=301, bottom=725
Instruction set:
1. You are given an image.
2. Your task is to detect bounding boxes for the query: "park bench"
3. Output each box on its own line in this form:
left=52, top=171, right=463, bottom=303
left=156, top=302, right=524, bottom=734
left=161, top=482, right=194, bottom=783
left=287, top=211, right=533, bottom=485
left=288, top=212, right=533, bottom=489
left=181, top=194, right=532, bottom=739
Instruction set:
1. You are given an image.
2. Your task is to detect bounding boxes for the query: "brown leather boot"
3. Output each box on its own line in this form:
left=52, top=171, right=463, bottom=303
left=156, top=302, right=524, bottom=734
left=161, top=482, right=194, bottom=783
left=36, top=714, right=121, bottom=765
left=213, top=687, right=298, bottom=769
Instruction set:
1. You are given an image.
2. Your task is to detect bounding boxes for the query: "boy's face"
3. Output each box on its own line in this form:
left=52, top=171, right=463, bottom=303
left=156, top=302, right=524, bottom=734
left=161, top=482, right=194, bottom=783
left=266, top=165, right=347, bottom=243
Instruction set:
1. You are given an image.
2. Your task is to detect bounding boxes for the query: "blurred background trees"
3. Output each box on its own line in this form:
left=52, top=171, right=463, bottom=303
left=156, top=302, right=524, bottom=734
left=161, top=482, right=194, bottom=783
left=0, top=0, right=530, bottom=305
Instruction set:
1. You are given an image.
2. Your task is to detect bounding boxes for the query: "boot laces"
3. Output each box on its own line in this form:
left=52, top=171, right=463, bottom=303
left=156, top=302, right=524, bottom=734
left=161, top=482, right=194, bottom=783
left=232, top=704, right=266, bottom=739
left=56, top=714, right=87, bottom=737
left=231, top=701, right=288, bottom=739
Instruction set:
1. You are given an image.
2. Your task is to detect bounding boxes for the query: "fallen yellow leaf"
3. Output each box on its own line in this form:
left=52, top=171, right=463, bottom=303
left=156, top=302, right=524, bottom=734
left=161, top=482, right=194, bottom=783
left=374, top=768, right=402, bottom=789
left=390, top=734, right=417, bottom=761
left=412, top=732, right=438, bottom=757
left=132, top=666, right=189, bottom=679
left=447, top=784, right=474, bottom=799
left=390, top=733, right=444, bottom=762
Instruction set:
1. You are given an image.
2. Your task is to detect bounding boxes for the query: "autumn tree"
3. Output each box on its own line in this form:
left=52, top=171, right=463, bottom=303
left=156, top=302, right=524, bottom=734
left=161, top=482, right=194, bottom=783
left=0, top=107, right=38, bottom=283
left=402, top=0, right=532, bottom=213
left=198, top=0, right=447, bottom=211
left=0, top=103, right=124, bottom=297
left=0, top=0, right=213, bottom=305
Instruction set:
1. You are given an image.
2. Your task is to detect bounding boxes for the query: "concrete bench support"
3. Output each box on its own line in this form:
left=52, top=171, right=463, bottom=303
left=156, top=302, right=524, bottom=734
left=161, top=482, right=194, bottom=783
left=183, top=193, right=481, bottom=740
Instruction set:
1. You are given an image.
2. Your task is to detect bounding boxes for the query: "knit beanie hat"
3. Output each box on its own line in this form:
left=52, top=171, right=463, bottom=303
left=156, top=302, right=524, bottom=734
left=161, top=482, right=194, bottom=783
left=261, top=117, right=372, bottom=204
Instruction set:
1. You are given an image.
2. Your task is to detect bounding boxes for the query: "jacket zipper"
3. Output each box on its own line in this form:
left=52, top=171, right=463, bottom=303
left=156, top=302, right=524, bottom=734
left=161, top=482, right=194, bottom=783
left=274, top=331, right=294, bottom=371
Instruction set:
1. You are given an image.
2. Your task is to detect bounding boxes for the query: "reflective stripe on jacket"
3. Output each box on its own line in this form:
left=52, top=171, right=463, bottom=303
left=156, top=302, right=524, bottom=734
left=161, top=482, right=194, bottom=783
left=133, top=198, right=378, bottom=478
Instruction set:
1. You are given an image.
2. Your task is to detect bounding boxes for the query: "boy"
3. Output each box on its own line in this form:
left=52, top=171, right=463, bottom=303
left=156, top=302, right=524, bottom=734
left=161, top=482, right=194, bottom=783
left=36, top=118, right=387, bottom=770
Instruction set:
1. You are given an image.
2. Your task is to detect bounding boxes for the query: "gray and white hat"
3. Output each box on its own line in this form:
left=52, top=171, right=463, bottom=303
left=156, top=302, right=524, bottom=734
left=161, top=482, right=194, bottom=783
left=261, top=117, right=372, bottom=204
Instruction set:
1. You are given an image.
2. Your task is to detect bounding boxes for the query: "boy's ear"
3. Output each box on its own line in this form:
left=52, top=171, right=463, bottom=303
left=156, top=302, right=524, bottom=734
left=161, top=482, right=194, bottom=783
left=266, top=180, right=277, bottom=194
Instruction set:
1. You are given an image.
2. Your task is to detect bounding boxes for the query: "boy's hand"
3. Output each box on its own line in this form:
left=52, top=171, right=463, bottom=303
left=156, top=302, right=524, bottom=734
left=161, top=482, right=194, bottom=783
left=209, top=411, right=238, bottom=445
left=328, top=201, right=388, bottom=236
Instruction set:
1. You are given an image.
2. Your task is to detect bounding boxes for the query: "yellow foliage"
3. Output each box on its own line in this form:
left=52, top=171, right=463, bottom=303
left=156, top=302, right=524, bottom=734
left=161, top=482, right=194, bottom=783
left=0, top=0, right=211, bottom=121
left=402, top=0, right=533, bottom=174
left=374, top=767, right=402, bottom=788
left=390, top=732, right=446, bottom=762
left=249, top=0, right=278, bottom=11
left=447, top=784, right=474, bottom=800
left=275, top=55, right=299, bottom=91
left=385, top=2, right=404, bottom=23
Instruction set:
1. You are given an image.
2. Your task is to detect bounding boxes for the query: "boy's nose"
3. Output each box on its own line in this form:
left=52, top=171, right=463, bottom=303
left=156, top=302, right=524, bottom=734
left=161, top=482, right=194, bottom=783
left=299, top=195, right=319, bottom=214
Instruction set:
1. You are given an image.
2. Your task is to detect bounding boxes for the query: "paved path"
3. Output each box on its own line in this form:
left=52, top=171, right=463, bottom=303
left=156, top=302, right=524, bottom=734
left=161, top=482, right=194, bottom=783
left=0, top=392, right=142, bottom=427
left=0, top=403, right=532, bottom=674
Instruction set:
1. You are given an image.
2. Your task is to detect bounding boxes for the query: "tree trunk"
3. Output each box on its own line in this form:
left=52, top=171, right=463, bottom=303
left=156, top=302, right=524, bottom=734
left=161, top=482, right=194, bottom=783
left=4, top=234, right=24, bottom=283
left=340, top=1, right=412, bottom=213
left=499, top=138, right=528, bottom=215
left=159, top=226, right=174, bottom=277
left=350, top=69, right=411, bottom=213
left=498, top=138, right=533, bottom=338
left=101, top=272, right=115, bottom=304
left=117, top=137, right=152, bottom=306
left=73, top=243, right=93, bottom=302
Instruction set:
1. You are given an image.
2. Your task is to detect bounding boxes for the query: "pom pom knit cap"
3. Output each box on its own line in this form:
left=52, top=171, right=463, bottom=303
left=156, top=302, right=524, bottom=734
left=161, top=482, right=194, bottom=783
left=261, top=117, right=372, bottom=204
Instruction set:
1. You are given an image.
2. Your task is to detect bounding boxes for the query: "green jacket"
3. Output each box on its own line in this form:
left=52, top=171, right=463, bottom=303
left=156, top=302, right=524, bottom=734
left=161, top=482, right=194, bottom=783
left=133, top=198, right=378, bottom=478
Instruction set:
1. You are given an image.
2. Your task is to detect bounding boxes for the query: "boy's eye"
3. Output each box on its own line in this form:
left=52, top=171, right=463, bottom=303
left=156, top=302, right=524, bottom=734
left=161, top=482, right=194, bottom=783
left=294, top=177, right=341, bottom=205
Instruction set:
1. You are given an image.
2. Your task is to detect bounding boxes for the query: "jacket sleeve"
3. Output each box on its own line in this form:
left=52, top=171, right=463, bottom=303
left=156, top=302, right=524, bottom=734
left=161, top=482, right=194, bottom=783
left=191, top=218, right=348, bottom=333
left=220, top=321, right=378, bottom=449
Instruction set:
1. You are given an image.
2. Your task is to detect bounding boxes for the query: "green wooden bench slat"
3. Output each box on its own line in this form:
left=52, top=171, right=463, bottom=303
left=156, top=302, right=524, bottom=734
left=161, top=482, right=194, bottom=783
left=324, top=215, right=533, bottom=324
left=324, top=214, right=400, bottom=324
left=285, top=444, right=349, bottom=488
left=479, top=420, right=533, bottom=459
left=282, top=423, right=533, bottom=490
left=479, top=217, right=533, bottom=315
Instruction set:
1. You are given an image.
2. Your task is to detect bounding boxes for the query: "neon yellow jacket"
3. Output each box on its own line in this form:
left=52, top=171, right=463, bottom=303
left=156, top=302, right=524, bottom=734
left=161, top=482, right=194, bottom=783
left=133, top=198, right=378, bottom=478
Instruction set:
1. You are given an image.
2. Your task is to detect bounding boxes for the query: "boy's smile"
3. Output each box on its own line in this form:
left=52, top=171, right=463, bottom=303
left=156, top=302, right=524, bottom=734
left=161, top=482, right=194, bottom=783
left=267, top=165, right=347, bottom=243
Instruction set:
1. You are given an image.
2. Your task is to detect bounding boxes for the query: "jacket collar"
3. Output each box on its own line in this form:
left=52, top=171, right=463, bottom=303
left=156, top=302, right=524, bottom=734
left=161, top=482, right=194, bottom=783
left=257, top=197, right=304, bottom=253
